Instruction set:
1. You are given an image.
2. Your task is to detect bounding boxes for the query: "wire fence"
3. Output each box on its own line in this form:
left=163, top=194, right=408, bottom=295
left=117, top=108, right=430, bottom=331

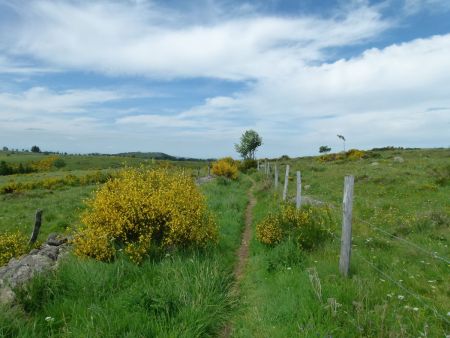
left=258, top=164, right=450, bottom=326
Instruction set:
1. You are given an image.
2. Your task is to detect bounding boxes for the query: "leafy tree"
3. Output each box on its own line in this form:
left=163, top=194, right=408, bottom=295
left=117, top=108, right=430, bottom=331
left=235, top=130, right=262, bottom=160
left=319, top=146, right=331, bottom=154
left=31, top=145, right=41, bottom=153
left=2, top=146, right=8, bottom=152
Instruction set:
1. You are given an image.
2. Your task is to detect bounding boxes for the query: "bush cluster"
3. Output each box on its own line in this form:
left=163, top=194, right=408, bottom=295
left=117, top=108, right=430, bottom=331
left=0, top=156, right=67, bottom=177
left=0, top=161, right=35, bottom=176
left=212, top=157, right=238, bottom=180
left=0, top=231, right=28, bottom=266
left=74, top=168, right=218, bottom=263
left=256, top=204, right=335, bottom=250
left=238, top=159, right=257, bottom=173
left=0, top=171, right=113, bottom=194
left=318, top=149, right=366, bottom=162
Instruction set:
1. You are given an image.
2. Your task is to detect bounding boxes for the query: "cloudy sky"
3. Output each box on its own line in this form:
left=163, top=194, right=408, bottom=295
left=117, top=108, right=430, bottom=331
left=0, top=0, right=449, bottom=158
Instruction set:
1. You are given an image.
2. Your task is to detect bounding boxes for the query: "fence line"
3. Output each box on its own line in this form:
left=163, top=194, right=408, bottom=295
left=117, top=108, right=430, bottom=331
left=354, top=217, right=450, bottom=265
left=300, top=187, right=450, bottom=265
left=352, top=250, right=450, bottom=325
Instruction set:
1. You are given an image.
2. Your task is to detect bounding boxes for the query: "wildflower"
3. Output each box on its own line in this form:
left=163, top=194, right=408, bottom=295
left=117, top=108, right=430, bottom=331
left=413, top=307, right=419, bottom=311
left=398, top=295, right=404, bottom=300
left=45, top=317, right=55, bottom=322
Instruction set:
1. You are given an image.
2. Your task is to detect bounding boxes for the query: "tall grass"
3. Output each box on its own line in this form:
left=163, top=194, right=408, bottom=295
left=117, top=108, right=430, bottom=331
left=0, top=177, right=250, bottom=337
left=231, top=149, right=450, bottom=337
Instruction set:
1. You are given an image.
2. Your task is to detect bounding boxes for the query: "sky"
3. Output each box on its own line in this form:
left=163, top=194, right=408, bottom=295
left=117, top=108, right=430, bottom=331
left=0, top=0, right=449, bottom=158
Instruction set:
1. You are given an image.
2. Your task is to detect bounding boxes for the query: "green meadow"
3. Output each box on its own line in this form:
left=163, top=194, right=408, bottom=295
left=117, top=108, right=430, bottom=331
left=0, top=148, right=449, bottom=337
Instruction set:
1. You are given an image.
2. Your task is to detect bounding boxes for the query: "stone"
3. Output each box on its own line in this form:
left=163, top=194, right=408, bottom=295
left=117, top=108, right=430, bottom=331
left=0, top=235, right=70, bottom=305
left=0, top=284, right=15, bottom=305
left=47, top=233, right=67, bottom=246
left=371, top=162, right=379, bottom=166
left=393, top=156, right=404, bottom=163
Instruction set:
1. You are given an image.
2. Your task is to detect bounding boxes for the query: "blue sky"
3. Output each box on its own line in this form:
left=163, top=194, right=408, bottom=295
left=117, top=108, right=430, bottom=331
left=0, top=0, right=449, bottom=158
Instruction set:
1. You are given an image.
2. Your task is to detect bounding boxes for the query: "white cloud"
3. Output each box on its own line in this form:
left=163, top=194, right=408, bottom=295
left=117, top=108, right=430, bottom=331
left=403, top=0, right=450, bottom=15
left=0, top=1, right=449, bottom=156
left=1, top=1, right=390, bottom=80
left=118, top=33, right=450, bottom=155
left=0, top=87, right=126, bottom=118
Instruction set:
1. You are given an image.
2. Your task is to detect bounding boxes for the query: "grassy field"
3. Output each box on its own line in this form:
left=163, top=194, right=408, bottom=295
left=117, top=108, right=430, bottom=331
left=0, top=174, right=251, bottom=337
left=231, top=148, right=449, bottom=337
left=0, top=148, right=448, bottom=337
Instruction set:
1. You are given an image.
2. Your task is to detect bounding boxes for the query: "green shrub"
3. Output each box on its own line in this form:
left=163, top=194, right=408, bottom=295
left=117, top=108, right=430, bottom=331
left=239, top=159, right=257, bottom=173
left=431, top=164, right=450, bottom=186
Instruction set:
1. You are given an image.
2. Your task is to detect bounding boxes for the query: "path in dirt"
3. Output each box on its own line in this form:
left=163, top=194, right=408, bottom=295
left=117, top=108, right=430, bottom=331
left=220, top=179, right=256, bottom=337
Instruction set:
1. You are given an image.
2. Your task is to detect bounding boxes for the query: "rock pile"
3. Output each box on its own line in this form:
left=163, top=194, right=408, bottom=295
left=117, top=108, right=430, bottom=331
left=0, top=233, right=70, bottom=305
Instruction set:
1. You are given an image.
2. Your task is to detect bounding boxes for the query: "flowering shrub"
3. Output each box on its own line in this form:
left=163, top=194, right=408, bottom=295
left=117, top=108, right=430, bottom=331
left=0, top=171, right=113, bottom=194
left=31, top=156, right=60, bottom=171
left=256, top=204, right=335, bottom=249
left=346, top=149, right=365, bottom=160
left=256, top=214, right=283, bottom=245
left=212, top=157, right=238, bottom=180
left=318, top=149, right=366, bottom=162
left=0, top=231, right=28, bottom=266
left=74, top=168, right=217, bottom=263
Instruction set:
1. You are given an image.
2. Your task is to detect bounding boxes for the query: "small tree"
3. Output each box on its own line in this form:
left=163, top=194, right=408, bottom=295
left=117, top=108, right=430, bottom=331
left=2, top=146, right=8, bottom=152
left=235, top=130, right=262, bottom=160
left=31, top=145, right=41, bottom=153
left=319, top=146, right=331, bottom=154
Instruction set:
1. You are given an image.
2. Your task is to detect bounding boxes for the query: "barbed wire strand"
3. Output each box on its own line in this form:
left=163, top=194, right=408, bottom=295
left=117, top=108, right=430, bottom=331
left=352, top=250, right=450, bottom=325
left=301, top=191, right=450, bottom=265
left=354, top=217, right=450, bottom=265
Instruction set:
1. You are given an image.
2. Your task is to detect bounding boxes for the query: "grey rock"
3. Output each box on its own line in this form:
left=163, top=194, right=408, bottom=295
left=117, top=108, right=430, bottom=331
left=393, top=156, right=404, bottom=163
left=0, top=284, right=15, bottom=305
left=0, top=235, right=70, bottom=305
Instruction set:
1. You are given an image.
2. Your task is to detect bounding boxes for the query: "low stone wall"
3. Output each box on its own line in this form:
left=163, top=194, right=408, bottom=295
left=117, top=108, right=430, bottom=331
left=0, top=234, right=70, bottom=305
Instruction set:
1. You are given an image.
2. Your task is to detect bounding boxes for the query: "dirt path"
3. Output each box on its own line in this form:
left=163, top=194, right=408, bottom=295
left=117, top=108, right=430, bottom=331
left=220, top=179, right=256, bottom=337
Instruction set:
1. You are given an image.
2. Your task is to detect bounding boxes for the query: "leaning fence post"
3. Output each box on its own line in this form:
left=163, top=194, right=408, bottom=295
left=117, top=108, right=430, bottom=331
left=296, top=171, right=302, bottom=209
left=274, top=163, right=279, bottom=189
left=339, top=175, right=354, bottom=277
left=282, top=165, right=290, bottom=201
left=29, top=209, right=43, bottom=245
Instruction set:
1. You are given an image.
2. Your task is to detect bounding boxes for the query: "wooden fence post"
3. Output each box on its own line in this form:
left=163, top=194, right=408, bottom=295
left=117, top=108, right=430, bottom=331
left=296, top=171, right=302, bottom=209
left=257, top=160, right=260, bottom=171
left=29, top=209, right=43, bottom=245
left=208, top=163, right=211, bottom=176
left=274, top=163, right=279, bottom=189
left=282, top=165, right=289, bottom=201
left=339, top=175, right=354, bottom=277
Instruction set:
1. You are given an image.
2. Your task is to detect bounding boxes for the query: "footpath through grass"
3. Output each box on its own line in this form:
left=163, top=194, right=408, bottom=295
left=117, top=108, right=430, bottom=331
left=230, top=149, right=449, bottom=337
left=0, top=176, right=251, bottom=337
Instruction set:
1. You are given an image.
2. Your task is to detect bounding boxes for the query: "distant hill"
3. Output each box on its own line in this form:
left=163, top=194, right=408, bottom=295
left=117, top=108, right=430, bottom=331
left=114, top=152, right=214, bottom=162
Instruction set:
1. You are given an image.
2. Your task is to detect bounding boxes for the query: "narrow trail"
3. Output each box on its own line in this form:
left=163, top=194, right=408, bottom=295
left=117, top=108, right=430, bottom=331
left=220, top=179, right=256, bottom=337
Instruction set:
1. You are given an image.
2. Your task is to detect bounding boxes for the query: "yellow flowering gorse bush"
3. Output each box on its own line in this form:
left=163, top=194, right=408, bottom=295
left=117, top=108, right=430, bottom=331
left=256, top=204, right=335, bottom=250
left=0, top=231, right=28, bottom=266
left=256, top=214, right=283, bottom=245
left=74, top=168, right=217, bottom=263
left=212, top=157, right=239, bottom=180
